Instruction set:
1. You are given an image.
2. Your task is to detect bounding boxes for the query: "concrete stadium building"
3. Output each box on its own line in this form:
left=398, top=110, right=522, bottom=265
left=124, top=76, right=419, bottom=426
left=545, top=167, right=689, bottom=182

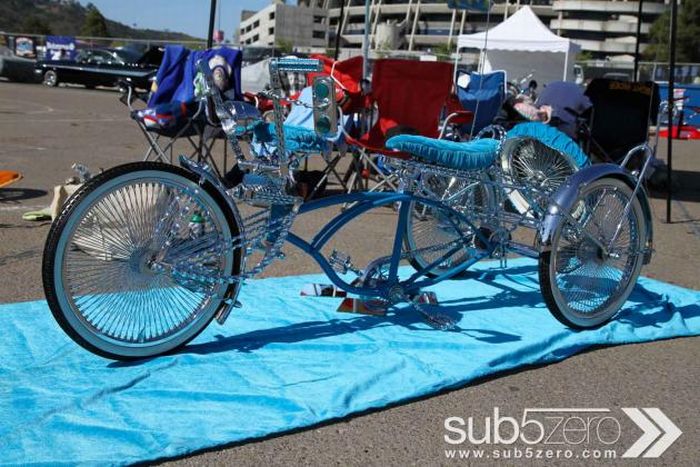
left=239, top=1, right=669, bottom=59
left=325, top=0, right=556, bottom=51
left=239, top=1, right=328, bottom=49
left=551, top=0, right=669, bottom=58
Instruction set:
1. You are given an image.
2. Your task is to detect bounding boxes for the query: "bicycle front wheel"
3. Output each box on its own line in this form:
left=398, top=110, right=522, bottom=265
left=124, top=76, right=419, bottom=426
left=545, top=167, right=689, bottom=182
left=539, top=178, right=646, bottom=328
left=42, top=162, right=241, bottom=360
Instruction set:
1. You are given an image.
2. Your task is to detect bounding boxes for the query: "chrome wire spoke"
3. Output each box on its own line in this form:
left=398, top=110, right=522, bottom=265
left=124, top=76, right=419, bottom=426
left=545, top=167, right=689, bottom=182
left=553, top=185, right=640, bottom=315
left=410, top=177, right=490, bottom=274
left=510, top=139, right=576, bottom=190
left=504, top=138, right=579, bottom=216
left=61, top=177, right=229, bottom=345
left=409, top=201, right=473, bottom=270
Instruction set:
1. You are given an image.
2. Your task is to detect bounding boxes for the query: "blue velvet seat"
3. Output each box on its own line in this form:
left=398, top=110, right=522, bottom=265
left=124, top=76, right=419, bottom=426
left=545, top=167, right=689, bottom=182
left=385, top=135, right=499, bottom=171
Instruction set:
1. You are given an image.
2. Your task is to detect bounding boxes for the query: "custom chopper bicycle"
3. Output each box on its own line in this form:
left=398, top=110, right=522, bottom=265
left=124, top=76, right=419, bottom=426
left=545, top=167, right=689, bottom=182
left=43, top=58, right=654, bottom=360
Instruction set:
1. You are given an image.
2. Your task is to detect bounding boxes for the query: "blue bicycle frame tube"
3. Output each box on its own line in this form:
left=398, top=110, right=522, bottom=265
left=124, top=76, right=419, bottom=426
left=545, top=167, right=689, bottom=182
left=389, top=200, right=412, bottom=281
left=284, top=190, right=494, bottom=298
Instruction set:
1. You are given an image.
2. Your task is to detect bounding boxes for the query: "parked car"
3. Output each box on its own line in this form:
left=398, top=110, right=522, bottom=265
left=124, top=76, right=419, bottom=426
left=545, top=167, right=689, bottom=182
left=35, top=46, right=163, bottom=90
left=602, top=72, right=632, bottom=82
left=0, top=46, right=39, bottom=83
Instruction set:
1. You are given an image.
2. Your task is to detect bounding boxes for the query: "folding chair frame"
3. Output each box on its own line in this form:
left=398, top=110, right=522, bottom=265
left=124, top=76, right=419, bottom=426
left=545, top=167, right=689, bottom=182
left=121, top=83, right=228, bottom=178
left=298, top=147, right=351, bottom=199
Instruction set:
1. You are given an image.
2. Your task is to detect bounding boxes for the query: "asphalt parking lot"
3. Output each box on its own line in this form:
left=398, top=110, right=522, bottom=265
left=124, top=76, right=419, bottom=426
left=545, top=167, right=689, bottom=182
left=1, top=81, right=699, bottom=466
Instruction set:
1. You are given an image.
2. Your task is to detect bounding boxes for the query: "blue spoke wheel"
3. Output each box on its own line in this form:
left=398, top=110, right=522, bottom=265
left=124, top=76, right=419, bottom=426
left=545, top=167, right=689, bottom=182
left=539, top=178, right=646, bottom=328
left=42, top=162, right=241, bottom=360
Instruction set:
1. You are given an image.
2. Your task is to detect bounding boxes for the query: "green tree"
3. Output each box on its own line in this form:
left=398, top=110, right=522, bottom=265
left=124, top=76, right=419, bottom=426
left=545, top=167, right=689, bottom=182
left=275, top=38, right=293, bottom=54
left=21, top=16, right=52, bottom=36
left=645, top=0, right=700, bottom=62
left=81, top=3, right=110, bottom=37
left=433, top=42, right=455, bottom=61
left=577, top=50, right=594, bottom=62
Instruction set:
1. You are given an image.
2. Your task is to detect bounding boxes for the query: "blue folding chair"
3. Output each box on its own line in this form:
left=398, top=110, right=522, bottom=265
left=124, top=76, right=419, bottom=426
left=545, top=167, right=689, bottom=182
left=121, top=45, right=242, bottom=176
left=456, top=70, right=506, bottom=136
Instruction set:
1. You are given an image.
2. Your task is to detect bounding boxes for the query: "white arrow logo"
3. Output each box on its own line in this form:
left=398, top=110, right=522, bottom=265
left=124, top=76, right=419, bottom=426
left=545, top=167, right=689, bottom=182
left=622, top=408, right=682, bottom=458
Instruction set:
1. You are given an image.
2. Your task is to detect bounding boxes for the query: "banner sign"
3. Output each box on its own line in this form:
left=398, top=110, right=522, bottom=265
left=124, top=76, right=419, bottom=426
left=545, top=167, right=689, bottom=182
left=46, top=35, right=76, bottom=60
left=448, top=0, right=490, bottom=12
left=673, top=87, right=686, bottom=111
left=14, top=36, right=36, bottom=58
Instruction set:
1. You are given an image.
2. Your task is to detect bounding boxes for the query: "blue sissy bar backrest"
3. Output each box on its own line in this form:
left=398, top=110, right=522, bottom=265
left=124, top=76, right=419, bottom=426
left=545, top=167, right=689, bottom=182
left=253, top=86, right=352, bottom=155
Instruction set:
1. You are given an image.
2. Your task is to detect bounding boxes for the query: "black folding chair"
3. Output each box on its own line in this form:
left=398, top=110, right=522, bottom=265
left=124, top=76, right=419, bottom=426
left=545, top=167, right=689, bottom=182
left=581, top=79, right=660, bottom=163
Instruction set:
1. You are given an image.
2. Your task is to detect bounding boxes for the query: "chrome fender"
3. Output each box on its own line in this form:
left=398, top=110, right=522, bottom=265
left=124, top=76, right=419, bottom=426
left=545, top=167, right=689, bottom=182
left=538, top=163, right=653, bottom=264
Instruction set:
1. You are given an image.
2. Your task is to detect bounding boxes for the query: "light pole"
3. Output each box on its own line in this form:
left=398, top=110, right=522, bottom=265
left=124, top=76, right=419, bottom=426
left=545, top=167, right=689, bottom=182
left=207, top=0, right=217, bottom=49
left=666, top=0, right=678, bottom=223
left=633, top=0, right=643, bottom=80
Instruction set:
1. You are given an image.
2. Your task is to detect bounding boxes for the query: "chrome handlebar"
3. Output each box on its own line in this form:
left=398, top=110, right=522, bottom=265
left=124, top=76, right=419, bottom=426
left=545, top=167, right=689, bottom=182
left=272, top=58, right=322, bottom=73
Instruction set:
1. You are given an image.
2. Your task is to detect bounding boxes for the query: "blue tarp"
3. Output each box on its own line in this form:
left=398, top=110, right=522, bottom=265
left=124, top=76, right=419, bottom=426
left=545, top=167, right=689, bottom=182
left=1, top=258, right=699, bottom=465
left=658, top=83, right=700, bottom=128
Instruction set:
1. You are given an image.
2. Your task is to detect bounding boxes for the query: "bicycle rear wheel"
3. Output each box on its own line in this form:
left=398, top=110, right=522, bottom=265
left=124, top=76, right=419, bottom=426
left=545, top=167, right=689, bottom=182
left=404, top=174, right=492, bottom=278
left=539, top=178, right=646, bottom=328
left=42, top=162, right=241, bottom=360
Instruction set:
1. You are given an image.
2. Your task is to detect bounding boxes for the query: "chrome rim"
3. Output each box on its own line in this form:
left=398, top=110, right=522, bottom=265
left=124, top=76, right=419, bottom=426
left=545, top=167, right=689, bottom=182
left=54, top=171, right=233, bottom=353
left=502, top=138, right=578, bottom=215
left=550, top=181, right=643, bottom=323
left=44, top=71, right=57, bottom=86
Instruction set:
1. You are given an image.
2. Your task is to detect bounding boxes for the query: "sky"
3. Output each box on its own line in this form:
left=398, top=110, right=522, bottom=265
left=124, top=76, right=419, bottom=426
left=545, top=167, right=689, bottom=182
left=78, top=0, right=278, bottom=39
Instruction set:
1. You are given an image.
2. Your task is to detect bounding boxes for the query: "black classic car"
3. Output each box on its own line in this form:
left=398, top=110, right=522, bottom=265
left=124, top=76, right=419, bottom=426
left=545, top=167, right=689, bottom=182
left=0, top=46, right=39, bottom=83
left=35, top=46, right=163, bottom=90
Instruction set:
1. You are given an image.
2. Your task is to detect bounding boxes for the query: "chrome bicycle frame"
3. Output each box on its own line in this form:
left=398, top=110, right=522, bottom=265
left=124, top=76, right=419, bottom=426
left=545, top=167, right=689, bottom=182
left=179, top=57, right=653, bottom=326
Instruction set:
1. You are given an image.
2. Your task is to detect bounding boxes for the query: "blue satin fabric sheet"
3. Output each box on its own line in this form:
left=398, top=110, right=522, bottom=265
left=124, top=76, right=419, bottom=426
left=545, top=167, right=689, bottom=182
left=1, top=258, right=698, bottom=465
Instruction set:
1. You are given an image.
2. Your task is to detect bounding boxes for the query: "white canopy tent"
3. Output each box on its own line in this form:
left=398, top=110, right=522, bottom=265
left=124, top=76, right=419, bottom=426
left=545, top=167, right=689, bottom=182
left=456, top=6, right=580, bottom=85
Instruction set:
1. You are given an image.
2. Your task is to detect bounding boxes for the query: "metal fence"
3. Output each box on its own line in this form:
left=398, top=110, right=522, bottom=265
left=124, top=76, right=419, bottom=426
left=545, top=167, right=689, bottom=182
left=4, top=31, right=698, bottom=87
left=579, top=60, right=700, bottom=85
left=0, top=31, right=209, bottom=59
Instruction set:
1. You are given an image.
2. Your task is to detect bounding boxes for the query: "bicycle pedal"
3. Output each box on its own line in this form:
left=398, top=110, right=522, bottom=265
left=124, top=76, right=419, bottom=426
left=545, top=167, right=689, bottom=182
left=412, top=294, right=456, bottom=330
left=300, top=283, right=347, bottom=297
left=337, top=298, right=387, bottom=316
left=411, top=291, right=438, bottom=306
left=420, top=312, right=457, bottom=331
left=328, top=249, right=358, bottom=275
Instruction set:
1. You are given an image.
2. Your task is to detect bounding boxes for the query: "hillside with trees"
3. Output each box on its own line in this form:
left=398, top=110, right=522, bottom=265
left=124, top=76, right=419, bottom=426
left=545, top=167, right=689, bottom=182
left=0, top=0, right=201, bottom=41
